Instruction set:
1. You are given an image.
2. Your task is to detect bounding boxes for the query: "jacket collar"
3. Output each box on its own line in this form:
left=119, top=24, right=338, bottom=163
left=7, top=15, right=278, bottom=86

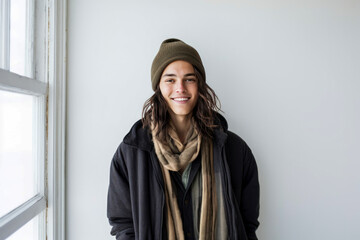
left=123, top=119, right=154, bottom=152
left=213, top=113, right=228, bottom=148
left=123, top=113, right=228, bottom=151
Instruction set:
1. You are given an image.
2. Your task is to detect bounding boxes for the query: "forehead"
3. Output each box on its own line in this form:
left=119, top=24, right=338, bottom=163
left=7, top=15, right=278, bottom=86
left=162, top=60, right=195, bottom=75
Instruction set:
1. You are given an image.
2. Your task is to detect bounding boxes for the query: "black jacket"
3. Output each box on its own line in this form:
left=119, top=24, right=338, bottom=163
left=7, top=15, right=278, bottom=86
left=107, top=115, right=260, bottom=240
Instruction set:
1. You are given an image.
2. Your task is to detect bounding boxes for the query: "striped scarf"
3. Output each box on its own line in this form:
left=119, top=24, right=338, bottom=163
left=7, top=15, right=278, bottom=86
left=152, top=122, right=217, bottom=240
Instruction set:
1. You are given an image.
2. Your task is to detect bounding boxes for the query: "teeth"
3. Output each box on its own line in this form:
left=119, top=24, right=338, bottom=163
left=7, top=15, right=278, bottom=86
left=173, top=98, right=189, bottom=101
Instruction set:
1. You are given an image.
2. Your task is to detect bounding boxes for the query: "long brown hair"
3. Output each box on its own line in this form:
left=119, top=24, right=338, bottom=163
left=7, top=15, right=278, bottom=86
left=142, top=67, right=221, bottom=142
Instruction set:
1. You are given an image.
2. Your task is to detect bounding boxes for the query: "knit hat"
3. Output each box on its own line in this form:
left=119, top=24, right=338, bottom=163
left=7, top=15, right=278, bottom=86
left=151, top=38, right=206, bottom=91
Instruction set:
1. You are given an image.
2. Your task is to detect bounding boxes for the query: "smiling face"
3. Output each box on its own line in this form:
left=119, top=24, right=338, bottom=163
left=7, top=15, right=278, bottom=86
left=159, top=60, right=199, bottom=121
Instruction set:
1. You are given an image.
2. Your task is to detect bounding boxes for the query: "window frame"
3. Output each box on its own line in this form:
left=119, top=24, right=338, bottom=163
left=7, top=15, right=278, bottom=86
left=0, top=0, right=10, bottom=70
left=0, top=0, right=66, bottom=239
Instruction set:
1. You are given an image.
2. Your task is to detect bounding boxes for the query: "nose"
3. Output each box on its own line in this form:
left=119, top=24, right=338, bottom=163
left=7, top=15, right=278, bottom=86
left=175, top=80, right=186, bottom=93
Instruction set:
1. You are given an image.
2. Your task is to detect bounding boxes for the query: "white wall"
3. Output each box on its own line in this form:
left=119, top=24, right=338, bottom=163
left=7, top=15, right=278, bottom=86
left=67, top=0, right=360, bottom=239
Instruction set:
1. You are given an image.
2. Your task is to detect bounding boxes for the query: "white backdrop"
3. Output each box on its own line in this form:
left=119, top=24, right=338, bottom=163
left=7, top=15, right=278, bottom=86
left=67, top=0, right=360, bottom=239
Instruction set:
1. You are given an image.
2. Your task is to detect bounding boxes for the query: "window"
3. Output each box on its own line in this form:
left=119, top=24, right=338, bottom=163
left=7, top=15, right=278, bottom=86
left=0, top=0, right=66, bottom=239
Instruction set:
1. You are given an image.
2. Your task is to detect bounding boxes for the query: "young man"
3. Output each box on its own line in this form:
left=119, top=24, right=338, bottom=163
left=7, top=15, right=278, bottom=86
left=107, top=39, right=260, bottom=240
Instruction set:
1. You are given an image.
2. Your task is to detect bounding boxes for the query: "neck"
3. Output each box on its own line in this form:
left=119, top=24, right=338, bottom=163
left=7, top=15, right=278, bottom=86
left=170, top=114, right=192, bottom=144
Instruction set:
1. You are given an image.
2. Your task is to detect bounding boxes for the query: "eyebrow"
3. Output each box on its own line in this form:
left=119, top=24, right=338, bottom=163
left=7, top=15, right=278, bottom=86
left=162, top=73, right=196, bottom=78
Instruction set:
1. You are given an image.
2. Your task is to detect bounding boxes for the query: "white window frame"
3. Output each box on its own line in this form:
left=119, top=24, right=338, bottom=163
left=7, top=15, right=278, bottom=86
left=0, top=0, right=66, bottom=239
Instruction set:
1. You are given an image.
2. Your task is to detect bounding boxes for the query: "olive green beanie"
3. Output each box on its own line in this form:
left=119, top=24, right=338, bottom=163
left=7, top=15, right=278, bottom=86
left=151, top=38, right=206, bottom=91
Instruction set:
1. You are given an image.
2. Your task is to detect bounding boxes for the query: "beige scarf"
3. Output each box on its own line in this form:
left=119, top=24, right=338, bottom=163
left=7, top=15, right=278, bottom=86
left=152, top=122, right=217, bottom=240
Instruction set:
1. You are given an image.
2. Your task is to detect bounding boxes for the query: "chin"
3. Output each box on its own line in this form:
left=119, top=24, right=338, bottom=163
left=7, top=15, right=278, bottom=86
left=170, top=109, right=193, bottom=117
left=174, top=111, right=189, bottom=115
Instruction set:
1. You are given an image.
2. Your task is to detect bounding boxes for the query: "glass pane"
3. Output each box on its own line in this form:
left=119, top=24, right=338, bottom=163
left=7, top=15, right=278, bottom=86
left=7, top=215, right=39, bottom=240
left=10, top=0, right=28, bottom=76
left=0, top=90, right=36, bottom=218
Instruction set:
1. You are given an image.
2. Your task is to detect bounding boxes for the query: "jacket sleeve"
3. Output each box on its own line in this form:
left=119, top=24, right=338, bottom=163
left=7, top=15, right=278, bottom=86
left=240, top=143, right=260, bottom=240
left=107, top=143, right=135, bottom=240
left=226, top=132, right=260, bottom=240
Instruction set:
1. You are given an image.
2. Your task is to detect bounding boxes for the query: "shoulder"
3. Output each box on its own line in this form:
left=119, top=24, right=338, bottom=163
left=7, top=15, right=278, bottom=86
left=216, top=114, right=256, bottom=170
left=224, top=130, right=257, bottom=177
left=121, top=119, right=153, bottom=152
left=111, top=120, right=153, bottom=169
left=226, top=131, right=250, bottom=153
left=111, top=120, right=153, bottom=165
left=223, top=130, right=258, bottom=191
left=213, top=112, right=251, bottom=153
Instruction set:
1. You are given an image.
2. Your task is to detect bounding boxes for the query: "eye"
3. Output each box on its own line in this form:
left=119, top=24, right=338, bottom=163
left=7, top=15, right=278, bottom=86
left=165, top=79, right=174, bottom=83
left=185, top=78, right=196, bottom=82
